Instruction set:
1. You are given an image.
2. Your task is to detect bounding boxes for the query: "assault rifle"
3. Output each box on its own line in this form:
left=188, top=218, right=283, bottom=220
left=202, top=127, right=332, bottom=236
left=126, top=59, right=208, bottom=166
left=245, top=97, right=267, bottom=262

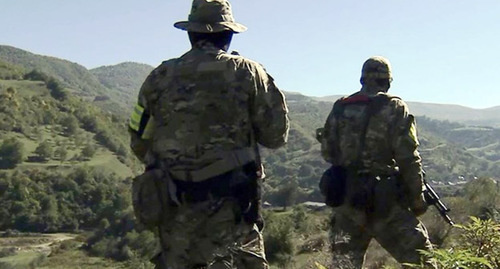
left=423, top=177, right=454, bottom=225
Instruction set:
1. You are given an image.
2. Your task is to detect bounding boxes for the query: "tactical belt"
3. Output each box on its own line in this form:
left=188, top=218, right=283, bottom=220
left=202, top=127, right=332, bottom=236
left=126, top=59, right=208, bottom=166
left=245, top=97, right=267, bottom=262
left=168, top=148, right=257, bottom=182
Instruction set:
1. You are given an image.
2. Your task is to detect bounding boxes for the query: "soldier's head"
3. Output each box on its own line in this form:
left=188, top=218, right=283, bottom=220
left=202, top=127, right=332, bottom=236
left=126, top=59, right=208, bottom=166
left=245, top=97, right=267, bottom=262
left=360, top=56, right=393, bottom=93
left=174, top=0, right=247, bottom=51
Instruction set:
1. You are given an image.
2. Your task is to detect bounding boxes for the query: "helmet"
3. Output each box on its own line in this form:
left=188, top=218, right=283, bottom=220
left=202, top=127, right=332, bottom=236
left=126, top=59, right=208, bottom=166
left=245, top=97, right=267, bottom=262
left=174, top=0, right=247, bottom=33
left=361, top=56, right=392, bottom=82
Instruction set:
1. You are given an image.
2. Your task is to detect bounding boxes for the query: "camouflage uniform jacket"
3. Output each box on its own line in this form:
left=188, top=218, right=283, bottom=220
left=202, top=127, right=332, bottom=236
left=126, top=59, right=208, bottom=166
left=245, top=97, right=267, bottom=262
left=129, top=42, right=289, bottom=180
left=320, top=89, right=424, bottom=201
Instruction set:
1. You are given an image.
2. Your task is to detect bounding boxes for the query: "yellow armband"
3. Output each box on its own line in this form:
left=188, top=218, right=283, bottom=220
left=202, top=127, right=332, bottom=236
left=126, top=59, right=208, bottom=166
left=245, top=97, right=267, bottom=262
left=129, top=104, right=154, bottom=139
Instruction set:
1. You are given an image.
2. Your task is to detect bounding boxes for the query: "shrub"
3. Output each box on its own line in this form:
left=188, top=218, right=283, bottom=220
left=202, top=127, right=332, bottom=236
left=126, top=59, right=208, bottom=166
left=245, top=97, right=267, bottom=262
left=34, top=140, right=53, bottom=161
left=60, top=115, right=79, bottom=136
left=263, top=212, right=296, bottom=266
left=0, top=138, right=24, bottom=169
left=81, top=144, right=96, bottom=159
left=47, top=78, right=68, bottom=100
left=407, top=217, right=500, bottom=268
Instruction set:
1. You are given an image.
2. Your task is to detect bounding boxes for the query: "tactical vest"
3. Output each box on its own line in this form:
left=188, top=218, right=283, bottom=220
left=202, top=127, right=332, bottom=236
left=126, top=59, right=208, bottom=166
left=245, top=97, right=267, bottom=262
left=148, top=49, right=258, bottom=182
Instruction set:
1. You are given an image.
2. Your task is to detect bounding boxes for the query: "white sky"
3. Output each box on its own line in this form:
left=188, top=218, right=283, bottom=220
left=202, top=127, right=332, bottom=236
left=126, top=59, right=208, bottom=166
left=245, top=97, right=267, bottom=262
left=1, top=0, right=499, bottom=108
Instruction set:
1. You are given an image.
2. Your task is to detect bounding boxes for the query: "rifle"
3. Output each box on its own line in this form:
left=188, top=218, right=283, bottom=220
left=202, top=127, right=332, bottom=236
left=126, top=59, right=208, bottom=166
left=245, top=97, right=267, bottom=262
left=423, top=178, right=455, bottom=225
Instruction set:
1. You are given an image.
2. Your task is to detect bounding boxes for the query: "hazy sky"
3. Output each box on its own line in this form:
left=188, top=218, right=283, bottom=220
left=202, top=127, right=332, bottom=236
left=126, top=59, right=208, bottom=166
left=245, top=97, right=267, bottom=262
left=1, top=0, right=499, bottom=108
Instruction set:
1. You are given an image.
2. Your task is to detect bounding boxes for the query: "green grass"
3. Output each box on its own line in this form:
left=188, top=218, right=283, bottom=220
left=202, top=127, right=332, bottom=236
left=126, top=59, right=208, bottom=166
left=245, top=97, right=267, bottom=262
left=0, top=79, right=48, bottom=97
left=0, top=251, right=46, bottom=268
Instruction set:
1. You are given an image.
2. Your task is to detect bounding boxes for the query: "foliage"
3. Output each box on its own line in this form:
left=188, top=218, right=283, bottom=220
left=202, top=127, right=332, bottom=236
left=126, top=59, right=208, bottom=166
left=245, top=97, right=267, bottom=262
left=0, top=138, right=24, bottom=169
left=60, top=115, right=79, bottom=136
left=407, top=217, right=500, bottom=269
left=0, top=167, right=131, bottom=232
left=0, top=60, right=24, bottom=80
left=81, top=144, right=96, bottom=159
left=24, top=69, right=48, bottom=82
left=46, top=78, right=68, bottom=100
left=54, top=147, right=68, bottom=162
left=263, top=211, right=296, bottom=267
left=34, top=140, right=53, bottom=161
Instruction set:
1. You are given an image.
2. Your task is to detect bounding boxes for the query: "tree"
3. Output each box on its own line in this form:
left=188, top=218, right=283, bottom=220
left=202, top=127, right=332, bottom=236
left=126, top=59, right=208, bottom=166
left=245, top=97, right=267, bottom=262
left=81, top=144, right=96, bottom=159
left=35, top=140, right=53, bottom=161
left=0, top=138, right=24, bottom=169
left=24, top=69, right=49, bottom=82
left=61, top=115, right=79, bottom=136
left=55, top=147, right=68, bottom=163
left=47, top=78, right=68, bottom=100
left=275, top=180, right=299, bottom=210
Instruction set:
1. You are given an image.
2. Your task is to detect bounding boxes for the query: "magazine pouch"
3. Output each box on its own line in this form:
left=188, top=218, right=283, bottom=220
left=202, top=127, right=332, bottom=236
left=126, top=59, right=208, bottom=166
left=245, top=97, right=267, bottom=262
left=319, top=165, right=347, bottom=207
left=132, top=169, right=169, bottom=228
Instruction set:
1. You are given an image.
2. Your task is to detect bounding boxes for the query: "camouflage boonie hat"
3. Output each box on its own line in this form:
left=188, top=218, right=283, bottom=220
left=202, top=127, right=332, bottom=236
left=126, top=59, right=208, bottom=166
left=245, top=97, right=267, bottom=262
left=174, top=0, right=247, bottom=33
left=361, top=56, right=392, bottom=80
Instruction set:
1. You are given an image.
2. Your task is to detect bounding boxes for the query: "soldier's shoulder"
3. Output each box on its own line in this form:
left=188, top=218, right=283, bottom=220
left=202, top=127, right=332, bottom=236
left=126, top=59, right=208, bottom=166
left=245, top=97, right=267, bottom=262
left=377, top=93, right=411, bottom=117
left=142, top=59, right=178, bottom=85
left=140, top=58, right=178, bottom=96
left=377, top=92, right=406, bottom=106
left=225, top=51, right=267, bottom=71
left=152, top=58, right=178, bottom=75
left=335, top=91, right=366, bottom=105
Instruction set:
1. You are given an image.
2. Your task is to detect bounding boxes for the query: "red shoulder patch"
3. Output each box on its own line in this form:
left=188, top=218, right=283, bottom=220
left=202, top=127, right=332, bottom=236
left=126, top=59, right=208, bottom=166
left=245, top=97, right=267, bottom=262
left=341, top=95, right=371, bottom=104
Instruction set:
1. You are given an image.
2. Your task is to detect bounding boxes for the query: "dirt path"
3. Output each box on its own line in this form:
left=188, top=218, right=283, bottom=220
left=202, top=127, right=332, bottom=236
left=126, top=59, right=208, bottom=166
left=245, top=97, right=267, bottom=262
left=0, top=233, right=77, bottom=256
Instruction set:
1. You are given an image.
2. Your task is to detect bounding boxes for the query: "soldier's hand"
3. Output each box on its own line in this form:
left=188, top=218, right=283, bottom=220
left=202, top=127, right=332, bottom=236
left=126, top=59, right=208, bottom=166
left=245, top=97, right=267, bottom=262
left=410, top=193, right=428, bottom=216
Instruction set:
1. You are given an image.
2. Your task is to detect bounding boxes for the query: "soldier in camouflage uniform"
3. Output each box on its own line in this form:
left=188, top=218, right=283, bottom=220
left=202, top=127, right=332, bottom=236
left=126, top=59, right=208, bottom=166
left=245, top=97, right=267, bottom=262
left=128, top=0, right=289, bottom=268
left=318, top=56, right=434, bottom=268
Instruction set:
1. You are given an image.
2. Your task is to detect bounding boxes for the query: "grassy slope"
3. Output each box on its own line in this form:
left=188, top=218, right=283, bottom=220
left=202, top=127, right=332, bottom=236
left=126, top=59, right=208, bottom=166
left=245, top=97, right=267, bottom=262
left=0, top=78, right=135, bottom=178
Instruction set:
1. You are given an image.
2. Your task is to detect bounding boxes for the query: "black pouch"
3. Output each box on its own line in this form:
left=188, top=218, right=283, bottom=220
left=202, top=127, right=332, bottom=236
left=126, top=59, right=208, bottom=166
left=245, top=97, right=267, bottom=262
left=319, top=166, right=347, bottom=207
left=230, top=162, right=263, bottom=227
left=131, top=169, right=170, bottom=229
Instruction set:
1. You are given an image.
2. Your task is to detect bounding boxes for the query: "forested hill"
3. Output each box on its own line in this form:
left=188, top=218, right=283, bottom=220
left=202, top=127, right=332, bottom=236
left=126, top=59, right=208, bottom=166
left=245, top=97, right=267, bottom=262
left=316, top=95, right=500, bottom=127
left=0, top=45, right=105, bottom=97
left=90, top=62, right=153, bottom=108
left=0, top=45, right=153, bottom=114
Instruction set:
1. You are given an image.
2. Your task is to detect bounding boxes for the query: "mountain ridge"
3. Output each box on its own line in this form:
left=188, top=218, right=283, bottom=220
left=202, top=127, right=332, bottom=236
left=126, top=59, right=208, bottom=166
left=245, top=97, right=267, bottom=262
left=1, top=44, right=500, bottom=127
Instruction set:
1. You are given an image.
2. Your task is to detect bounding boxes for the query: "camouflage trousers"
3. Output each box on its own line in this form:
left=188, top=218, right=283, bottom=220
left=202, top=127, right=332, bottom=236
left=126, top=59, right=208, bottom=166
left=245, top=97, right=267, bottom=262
left=329, top=204, right=434, bottom=269
left=152, top=198, right=268, bottom=269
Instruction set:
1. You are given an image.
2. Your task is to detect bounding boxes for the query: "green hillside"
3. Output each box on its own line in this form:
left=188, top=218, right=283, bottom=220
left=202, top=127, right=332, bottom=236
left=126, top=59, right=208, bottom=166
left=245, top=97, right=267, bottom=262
left=0, top=45, right=150, bottom=115
left=0, top=45, right=105, bottom=97
left=0, top=61, right=142, bottom=179
left=90, top=62, right=153, bottom=108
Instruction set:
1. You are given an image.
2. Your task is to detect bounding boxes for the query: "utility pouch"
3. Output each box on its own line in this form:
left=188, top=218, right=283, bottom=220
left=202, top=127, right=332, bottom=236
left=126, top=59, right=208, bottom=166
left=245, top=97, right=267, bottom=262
left=132, top=169, right=170, bottom=228
left=230, top=162, right=263, bottom=226
left=319, top=166, right=347, bottom=207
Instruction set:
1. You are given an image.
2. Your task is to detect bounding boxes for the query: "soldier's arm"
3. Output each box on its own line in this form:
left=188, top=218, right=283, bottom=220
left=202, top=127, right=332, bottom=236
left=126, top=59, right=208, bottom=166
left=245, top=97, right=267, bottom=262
left=391, top=99, right=426, bottom=212
left=320, top=106, right=337, bottom=164
left=128, top=74, right=155, bottom=163
left=251, top=66, right=289, bottom=149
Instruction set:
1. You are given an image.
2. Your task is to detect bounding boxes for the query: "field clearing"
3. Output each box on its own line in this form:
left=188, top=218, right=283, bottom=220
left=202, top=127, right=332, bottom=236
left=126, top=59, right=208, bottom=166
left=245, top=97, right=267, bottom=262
left=0, top=233, right=77, bottom=269
left=0, top=79, right=48, bottom=96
